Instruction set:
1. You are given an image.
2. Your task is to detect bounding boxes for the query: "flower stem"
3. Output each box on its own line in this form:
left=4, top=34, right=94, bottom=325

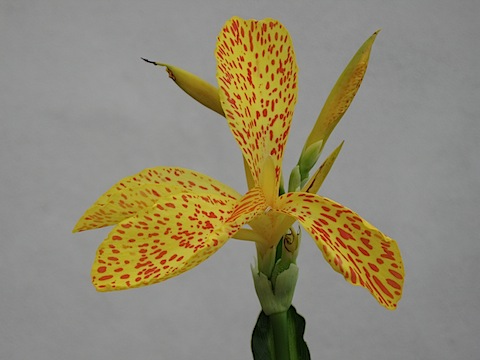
left=270, top=311, right=290, bottom=360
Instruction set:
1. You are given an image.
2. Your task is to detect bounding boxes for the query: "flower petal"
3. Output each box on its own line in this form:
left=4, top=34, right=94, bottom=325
left=277, top=192, right=404, bottom=309
left=216, top=17, right=298, bottom=191
left=92, top=188, right=266, bottom=291
left=73, top=167, right=240, bottom=232
left=303, top=31, right=379, bottom=151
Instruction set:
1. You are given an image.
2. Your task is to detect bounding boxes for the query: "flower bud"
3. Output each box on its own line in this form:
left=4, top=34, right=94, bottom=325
left=298, top=139, right=323, bottom=176
left=288, top=165, right=302, bottom=192
left=142, top=59, right=224, bottom=116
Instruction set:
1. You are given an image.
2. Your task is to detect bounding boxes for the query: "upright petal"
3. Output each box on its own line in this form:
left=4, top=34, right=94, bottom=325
left=277, top=192, right=404, bottom=309
left=73, top=167, right=240, bottom=232
left=92, top=188, right=266, bottom=291
left=216, top=17, right=298, bottom=193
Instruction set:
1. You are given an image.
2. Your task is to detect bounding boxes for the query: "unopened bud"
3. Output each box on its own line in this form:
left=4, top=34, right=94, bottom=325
left=288, top=165, right=301, bottom=192
left=142, top=59, right=224, bottom=116
left=298, top=140, right=323, bottom=176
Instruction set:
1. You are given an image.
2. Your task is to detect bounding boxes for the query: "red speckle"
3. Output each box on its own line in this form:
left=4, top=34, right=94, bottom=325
left=99, top=275, right=113, bottom=281
left=389, top=269, right=403, bottom=279
left=350, top=268, right=357, bottom=283
left=386, top=279, right=401, bottom=290
left=347, top=245, right=359, bottom=257
left=97, top=266, right=107, bottom=273
left=361, top=237, right=373, bottom=249
left=368, top=263, right=379, bottom=272
left=321, top=213, right=337, bottom=222
left=381, top=249, right=396, bottom=261
left=357, top=246, right=369, bottom=256
left=338, top=228, right=353, bottom=240
left=373, top=276, right=393, bottom=299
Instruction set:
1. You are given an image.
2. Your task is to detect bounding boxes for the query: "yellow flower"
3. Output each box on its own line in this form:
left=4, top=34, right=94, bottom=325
left=74, top=17, right=404, bottom=310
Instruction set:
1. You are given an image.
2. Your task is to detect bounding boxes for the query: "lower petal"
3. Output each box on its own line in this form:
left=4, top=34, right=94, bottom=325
left=277, top=192, right=404, bottom=310
left=92, top=193, right=236, bottom=291
left=92, top=188, right=266, bottom=291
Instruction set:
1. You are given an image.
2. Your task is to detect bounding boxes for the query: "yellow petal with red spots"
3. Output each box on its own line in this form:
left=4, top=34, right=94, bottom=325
left=215, top=17, right=298, bottom=192
left=92, top=188, right=267, bottom=291
left=73, top=167, right=240, bottom=232
left=276, top=192, right=404, bottom=309
left=303, top=31, right=379, bottom=151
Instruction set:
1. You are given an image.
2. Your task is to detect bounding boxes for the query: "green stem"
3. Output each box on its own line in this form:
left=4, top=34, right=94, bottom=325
left=270, top=311, right=290, bottom=360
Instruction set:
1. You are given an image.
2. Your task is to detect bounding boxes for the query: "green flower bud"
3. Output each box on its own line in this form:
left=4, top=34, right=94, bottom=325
left=288, top=165, right=302, bottom=192
left=298, top=139, right=323, bottom=176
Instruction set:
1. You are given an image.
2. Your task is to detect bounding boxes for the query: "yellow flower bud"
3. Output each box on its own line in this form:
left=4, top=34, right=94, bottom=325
left=142, top=58, right=224, bottom=116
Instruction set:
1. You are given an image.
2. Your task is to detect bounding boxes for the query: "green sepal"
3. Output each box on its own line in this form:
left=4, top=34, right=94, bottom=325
left=252, top=263, right=298, bottom=315
left=251, top=306, right=311, bottom=360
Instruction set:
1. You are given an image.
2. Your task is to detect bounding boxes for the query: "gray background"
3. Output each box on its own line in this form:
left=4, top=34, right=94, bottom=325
left=1, top=0, right=479, bottom=359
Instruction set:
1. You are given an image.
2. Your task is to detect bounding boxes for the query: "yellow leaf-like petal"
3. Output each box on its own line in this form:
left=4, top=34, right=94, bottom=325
left=142, top=58, right=224, bottom=116
left=277, top=192, right=404, bottom=310
left=216, top=17, right=298, bottom=192
left=303, top=30, right=379, bottom=151
left=73, top=167, right=240, bottom=232
left=92, top=188, right=266, bottom=291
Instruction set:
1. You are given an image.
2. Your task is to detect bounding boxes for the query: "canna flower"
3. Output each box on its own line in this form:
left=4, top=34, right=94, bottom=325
left=74, top=17, right=403, bottom=310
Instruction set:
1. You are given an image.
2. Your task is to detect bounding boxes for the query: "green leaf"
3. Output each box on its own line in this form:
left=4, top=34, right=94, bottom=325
left=251, top=311, right=275, bottom=360
left=302, top=31, right=380, bottom=152
left=251, top=306, right=311, bottom=360
left=286, top=307, right=310, bottom=360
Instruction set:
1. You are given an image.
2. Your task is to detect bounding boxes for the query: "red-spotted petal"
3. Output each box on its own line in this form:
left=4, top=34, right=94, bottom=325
left=73, top=167, right=240, bottom=232
left=92, top=188, right=266, bottom=291
left=215, top=17, right=298, bottom=192
left=276, top=192, right=404, bottom=309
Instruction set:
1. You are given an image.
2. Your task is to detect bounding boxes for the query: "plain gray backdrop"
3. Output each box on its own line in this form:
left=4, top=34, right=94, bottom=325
left=1, top=0, right=479, bottom=359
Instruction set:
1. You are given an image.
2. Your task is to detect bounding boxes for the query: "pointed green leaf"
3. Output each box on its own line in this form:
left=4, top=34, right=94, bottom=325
left=251, top=311, right=275, bottom=360
left=302, top=141, right=344, bottom=193
left=303, top=31, right=380, bottom=152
